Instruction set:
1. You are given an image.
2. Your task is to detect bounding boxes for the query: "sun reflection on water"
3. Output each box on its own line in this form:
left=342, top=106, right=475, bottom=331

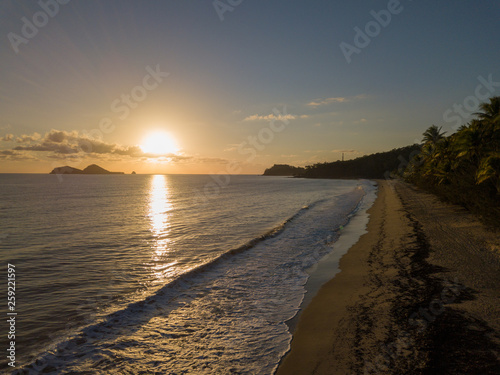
left=148, top=175, right=175, bottom=281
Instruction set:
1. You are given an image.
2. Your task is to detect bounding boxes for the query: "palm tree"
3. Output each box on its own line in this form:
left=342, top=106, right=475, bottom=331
left=476, top=153, right=500, bottom=194
left=403, top=98, right=500, bottom=220
left=454, top=121, right=485, bottom=167
left=473, top=97, right=500, bottom=154
left=473, top=96, right=500, bottom=124
left=422, top=125, right=446, bottom=145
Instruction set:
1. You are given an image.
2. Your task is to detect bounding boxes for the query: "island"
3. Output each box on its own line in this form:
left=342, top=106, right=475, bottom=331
left=50, top=164, right=124, bottom=175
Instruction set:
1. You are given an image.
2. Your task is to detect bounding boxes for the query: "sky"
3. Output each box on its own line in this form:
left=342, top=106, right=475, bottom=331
left=1, top=0, right=499, bottom=174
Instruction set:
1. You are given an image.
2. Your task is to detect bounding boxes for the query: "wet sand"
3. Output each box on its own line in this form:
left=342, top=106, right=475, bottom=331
left=277, top=180, right=500, bottom=374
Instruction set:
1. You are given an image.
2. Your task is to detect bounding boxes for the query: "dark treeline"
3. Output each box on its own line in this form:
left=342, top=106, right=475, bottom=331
left=296, top=145, right=421, bottom=179
left=263, top=164, right=306, bottom=176
left=265, top=97, right=499, bottom=224
left=403, top=96, right=500, bottom=224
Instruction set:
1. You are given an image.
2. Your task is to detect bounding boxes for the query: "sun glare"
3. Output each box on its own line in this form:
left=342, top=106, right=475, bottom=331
left=141, top=131, right=179, bottom=155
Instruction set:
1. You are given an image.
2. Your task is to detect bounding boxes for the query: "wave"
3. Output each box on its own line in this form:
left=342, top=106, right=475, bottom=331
left=15, top=197, right=336, bottom=372
left=16, top=183, right=375, bottom=373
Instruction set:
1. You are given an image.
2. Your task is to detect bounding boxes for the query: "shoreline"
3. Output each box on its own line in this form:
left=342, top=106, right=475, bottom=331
left=285, top=180, right=377, bottom=333
left=276, top=180, right=500, bottom=374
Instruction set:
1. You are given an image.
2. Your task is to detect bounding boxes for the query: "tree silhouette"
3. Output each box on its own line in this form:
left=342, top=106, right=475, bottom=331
left=422, top=125, right=446, bottom=144
left=404, top=97, right=500, bottom=224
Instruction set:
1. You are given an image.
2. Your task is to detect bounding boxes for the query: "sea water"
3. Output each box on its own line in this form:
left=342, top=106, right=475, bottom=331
left=0, top=174, right=376, bottom=374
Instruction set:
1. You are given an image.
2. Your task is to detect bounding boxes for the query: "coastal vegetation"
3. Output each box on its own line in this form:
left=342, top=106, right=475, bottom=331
left=404, top=96, right=500, bottom=224
left=264, top=97, right=500, bottom=224
left=296, top=145, right=421, bottom=179
left=263, top=164, right=305, bottom=176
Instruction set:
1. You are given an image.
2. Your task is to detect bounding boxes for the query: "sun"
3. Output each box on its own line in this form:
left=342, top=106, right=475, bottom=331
left=141, top=131, right=179, bottom=155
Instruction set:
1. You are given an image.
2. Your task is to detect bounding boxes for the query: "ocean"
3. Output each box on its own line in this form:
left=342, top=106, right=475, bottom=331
left=0, top=174, right=376, bottom=374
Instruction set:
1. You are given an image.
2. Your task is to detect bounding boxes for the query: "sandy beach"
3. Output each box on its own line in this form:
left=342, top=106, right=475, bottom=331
left=277, top=180, right=500, bottom=374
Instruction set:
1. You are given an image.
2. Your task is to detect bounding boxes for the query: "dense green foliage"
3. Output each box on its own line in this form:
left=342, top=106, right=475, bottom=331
left=404, top=97, right=500, bottom=223
left=296, top=145, right=421, bottom=179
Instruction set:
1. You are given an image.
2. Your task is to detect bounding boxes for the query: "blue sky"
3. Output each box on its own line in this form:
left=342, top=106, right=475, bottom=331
left=1, top=0, right=499, bottom=173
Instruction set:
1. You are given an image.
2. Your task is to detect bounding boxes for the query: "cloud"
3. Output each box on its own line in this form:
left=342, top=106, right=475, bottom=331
left=1, top=134, right=14, bottom=141
left=243, top=113, right=297, bottom=122
left=0, top=149, right=38, bottom=161
left=14, top=143, right=79, bottom=154
left=45, top=154, right=82, bottom=161
left=352, top=118, right=367, bottom=124
left=1, top=129, right=221, bottom=165
left=1, top=130, right=143, bottom=159
left=9, top=130, right=142, bottom=157
left=16, top=132, right=42, bottom=143
left=45, top=130, right=69, bottom=143
left=0, top=150, right=18, bottom=156
left=307, top=94, right=367, bottom=107
left=194, top=157, right=228, bottom=164
left=307, top=97, right=348, bottom=107
left=111, top=145, right=143, bottom=156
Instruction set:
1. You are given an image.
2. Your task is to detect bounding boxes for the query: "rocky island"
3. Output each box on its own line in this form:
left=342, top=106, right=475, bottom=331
left=50, top=164, right=124, bottom=175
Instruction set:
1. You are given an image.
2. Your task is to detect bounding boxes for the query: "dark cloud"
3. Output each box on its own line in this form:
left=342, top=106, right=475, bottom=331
left=77, top=138, right=115, bottom=154
left=14, top=142, right=79, bottom=154
left=45, top=130, right=68, bottom=143
left=46, top=154, right=83, bottom=160
left=0, top=150, right=17, bottom=156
